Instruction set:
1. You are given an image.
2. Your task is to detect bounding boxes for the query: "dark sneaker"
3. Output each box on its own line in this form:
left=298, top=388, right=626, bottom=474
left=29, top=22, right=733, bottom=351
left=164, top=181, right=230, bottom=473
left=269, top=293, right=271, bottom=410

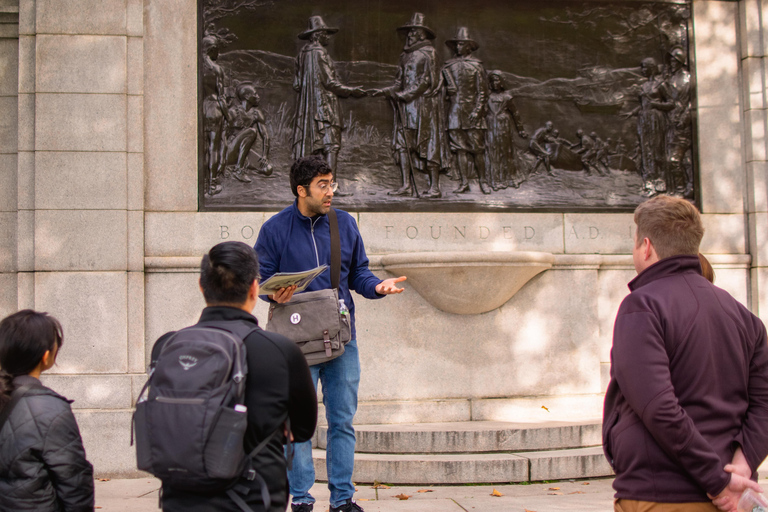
left=329, top=500, right=365, bottom=512
left=291, top=504, right=313, bottom=512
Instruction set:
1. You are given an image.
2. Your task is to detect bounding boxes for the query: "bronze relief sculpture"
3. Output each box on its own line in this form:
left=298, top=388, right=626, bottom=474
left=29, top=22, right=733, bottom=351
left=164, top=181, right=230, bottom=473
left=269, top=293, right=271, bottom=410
left=199, top=0, right=696, bottom=212
left=371, top=13, right=449, bottom=199
left=292, top=16, right=366, bottom=196
left=485, top=70, right=528, bottom=190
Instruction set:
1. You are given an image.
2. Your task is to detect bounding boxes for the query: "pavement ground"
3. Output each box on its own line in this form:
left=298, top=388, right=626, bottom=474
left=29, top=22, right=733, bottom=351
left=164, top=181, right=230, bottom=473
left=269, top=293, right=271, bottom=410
left=94, top=476, right=618, bottom=511
left=94, top=476, right=768, bottom=511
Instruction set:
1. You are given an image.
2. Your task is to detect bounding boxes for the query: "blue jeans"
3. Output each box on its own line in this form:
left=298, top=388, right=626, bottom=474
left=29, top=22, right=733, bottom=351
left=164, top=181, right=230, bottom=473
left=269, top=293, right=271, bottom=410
left=289, top=339, right=360, bottom=508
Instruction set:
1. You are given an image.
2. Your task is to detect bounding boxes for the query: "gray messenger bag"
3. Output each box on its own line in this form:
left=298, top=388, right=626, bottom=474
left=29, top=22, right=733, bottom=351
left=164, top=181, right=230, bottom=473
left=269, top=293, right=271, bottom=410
left=266, top=209, right=351, bottom=365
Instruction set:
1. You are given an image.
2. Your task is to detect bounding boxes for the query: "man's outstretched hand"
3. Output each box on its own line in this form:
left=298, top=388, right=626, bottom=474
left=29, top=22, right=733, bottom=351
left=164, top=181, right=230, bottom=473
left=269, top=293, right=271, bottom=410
left=376, top=276, right=407, bottom=295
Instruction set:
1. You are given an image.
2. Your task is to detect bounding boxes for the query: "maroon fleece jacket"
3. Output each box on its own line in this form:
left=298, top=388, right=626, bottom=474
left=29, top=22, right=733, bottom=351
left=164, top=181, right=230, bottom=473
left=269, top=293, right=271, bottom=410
left=603, top=255, right=768, bottom=502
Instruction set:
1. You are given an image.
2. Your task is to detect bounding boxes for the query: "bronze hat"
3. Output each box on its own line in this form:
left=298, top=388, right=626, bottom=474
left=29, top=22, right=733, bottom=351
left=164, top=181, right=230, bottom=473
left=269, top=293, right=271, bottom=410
left=397, top=12, right=436, bottom=40
left=668, top=46, right=686, bottom=65
left=298, top=15, right=339, bottom=40
left=446, top=27, right=479, bottom=51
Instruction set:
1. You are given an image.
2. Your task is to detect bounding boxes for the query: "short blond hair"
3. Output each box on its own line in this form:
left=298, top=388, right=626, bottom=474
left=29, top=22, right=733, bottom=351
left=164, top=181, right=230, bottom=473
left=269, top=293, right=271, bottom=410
left=634, top=195, right=704, bottom=259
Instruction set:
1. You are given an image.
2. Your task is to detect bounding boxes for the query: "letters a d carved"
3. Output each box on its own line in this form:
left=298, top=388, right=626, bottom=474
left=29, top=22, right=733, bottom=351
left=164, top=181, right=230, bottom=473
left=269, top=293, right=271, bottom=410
left=199, top=0, right=696, bottom=213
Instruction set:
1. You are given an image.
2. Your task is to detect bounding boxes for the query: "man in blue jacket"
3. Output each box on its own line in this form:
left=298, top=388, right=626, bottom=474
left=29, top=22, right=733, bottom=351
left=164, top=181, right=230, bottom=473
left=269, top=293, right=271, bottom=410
left=603, top=195, right=768, bottom=512
left=255, top=155, right=406, bottom=512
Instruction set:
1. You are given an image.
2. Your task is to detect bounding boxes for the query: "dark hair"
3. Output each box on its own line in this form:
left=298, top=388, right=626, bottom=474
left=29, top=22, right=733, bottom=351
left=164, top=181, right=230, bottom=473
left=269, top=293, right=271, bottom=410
left=200, top=241, right=260, bottom=305
left=290, top=155, right=332, bottom=197
left=0, top=310, right=63, bottom=408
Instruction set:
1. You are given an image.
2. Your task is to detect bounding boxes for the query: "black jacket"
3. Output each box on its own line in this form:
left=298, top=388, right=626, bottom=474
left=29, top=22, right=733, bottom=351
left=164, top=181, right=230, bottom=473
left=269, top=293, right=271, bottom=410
left=151, top=306, right=317, bottom=512
left=0, top=375, right=94, bottom=511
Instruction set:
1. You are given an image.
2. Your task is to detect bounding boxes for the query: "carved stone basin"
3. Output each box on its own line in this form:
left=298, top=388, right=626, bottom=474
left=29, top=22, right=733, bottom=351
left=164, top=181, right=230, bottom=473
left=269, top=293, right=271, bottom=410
left=380, top=251, right=554, bottom=315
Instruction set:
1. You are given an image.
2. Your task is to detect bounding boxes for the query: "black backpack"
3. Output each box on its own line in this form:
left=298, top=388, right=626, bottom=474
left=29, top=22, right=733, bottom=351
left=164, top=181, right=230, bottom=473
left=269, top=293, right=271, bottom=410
left=132, top=321, right=280, bottom=511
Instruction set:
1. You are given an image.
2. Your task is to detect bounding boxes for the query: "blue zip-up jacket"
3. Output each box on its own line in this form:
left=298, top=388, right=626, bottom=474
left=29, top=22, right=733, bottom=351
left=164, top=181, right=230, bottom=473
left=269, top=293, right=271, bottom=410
left=254, top=201, right=383, bottom=339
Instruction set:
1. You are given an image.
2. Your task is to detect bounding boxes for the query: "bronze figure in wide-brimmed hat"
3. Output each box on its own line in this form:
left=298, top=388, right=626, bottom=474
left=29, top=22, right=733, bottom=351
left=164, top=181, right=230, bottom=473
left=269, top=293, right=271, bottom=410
left=298, top=15, right=339, bottom=40
left=396, top=12, right=436, bottom=40
left=445, top=26, right=479, bottom=52
left=291, top=15, right=365, bottom=197
left=442, top=26, right=491, bottom=194
left=371, top=12, right=448, bottom=198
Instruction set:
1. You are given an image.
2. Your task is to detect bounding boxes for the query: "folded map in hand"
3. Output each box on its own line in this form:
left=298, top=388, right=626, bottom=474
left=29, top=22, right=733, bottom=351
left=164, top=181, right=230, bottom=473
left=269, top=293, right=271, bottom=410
left=259, top=265, right=328, bottom=295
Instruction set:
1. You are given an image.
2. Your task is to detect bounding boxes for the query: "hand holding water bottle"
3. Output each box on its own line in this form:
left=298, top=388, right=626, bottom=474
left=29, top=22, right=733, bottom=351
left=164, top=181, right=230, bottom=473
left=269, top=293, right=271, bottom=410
left=737, top=489, right=768, bottom=512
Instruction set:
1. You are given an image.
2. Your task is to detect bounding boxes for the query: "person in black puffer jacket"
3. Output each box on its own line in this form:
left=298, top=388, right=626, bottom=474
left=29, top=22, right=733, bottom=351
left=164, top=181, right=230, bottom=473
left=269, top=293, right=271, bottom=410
left=0, top=310, right=94, bottom=512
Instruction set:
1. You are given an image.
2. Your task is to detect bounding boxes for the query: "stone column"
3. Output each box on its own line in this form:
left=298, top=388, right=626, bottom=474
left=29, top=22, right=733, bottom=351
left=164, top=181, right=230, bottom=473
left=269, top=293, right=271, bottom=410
left=14, top=0, right=145, bottom=476
left=0, top=1, right=18, bottom=320
left=740, top=0, right=768, bottom=321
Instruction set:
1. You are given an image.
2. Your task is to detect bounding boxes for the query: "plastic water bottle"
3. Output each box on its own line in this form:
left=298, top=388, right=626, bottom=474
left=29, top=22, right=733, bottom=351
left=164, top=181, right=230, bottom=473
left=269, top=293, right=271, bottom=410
left=738, top=489, right=768, bottom=512
left=338, top=299, right=349, bottom=316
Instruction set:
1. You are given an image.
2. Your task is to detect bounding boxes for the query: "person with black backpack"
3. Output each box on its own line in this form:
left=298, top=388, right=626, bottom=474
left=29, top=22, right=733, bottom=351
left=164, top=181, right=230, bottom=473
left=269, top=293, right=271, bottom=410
left=137, top=241, right=317, bottom=512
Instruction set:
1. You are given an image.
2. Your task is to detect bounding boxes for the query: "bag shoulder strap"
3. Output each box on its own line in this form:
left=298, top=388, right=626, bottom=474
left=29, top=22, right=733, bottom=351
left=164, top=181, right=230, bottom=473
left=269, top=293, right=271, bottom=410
left=0, top=384, right=34, bottom=433
left=328, top=208, right=340, bottom=290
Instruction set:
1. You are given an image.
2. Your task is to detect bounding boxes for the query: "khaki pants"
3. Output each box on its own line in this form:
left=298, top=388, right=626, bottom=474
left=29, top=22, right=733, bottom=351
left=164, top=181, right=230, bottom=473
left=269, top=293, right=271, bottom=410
left=615, top=499, right=719, bottom=511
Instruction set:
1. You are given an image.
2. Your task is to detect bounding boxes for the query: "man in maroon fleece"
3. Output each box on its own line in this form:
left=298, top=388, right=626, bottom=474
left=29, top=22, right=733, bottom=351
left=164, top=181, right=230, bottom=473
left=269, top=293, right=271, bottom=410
left=603, top=195, right=768, bottom=512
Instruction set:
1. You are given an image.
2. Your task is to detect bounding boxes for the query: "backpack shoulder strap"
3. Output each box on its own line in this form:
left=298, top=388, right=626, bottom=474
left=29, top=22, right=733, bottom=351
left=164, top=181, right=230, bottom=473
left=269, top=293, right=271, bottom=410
left=0, top=384, right=34, bottom=433
left=328, top=208, right=340, bottom=290
left=196, top=320, right=260, bottom=342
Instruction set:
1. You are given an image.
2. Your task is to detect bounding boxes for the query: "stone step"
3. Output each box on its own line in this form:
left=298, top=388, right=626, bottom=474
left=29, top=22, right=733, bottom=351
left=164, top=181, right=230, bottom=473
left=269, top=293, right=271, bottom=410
left=311, top=446, right=614, bottom=484
left=317, top=420, right=602, bottom=453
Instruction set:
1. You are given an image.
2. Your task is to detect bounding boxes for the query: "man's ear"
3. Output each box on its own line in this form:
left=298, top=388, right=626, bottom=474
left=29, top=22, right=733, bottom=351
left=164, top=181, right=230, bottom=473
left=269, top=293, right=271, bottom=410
left=297, top=185, right=308, bottom=198
left=249, top=279, right=259, bottom=300
left=643, top=237, right=656, bottom=261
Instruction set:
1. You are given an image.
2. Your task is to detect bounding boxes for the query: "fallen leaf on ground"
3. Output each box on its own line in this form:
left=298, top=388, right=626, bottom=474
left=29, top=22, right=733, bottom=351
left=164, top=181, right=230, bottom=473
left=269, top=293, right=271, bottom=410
left=548, top=487, right=560, bottom=490
left=394, top=493, right=411, bottom=500
left=97, top=478, right=110, bottom=482
left=548, top=491, right=564, bottom=495
left=491, top=489, right=504, bottom=497
left=541, top=405, right=550, bottom=412
left=524, top=509, right=537, bottom=512
left=568, top=491, right=585, bottom=495
left=582, top=482, right=590, bottom=485
left=357, top=498, right=371, bottom=501
left=372, top=483, right=391, bottom=489
left=417, top=489, right=433, bottom=493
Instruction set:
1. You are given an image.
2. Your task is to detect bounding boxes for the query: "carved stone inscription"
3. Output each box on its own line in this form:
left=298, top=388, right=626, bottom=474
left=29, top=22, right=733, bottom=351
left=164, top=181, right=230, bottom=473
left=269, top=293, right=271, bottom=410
left=200, top=0, right=695, bottom=212
left=216, top=213, right=635, bottom=254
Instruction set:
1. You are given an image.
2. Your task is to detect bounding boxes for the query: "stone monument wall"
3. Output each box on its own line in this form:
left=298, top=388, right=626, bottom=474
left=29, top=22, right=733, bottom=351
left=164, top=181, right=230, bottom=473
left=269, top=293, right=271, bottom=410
left=0, top=0, right=766, bottom=478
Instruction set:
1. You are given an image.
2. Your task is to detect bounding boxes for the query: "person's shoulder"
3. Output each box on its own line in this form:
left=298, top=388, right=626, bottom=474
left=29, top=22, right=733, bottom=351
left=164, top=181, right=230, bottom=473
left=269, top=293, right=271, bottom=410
left=21, top=387, right=73, bottom=420
left=465, top=56, right=484, bottom=66
left=245, top=328, right=305, bottom=360
left=261, top=205, right=294, bottom=229
left=617, top=285, right=659, bottom=315
left=333, top=208, right=355, bottom=222
left=333, top=209, right=361, bottom=232
left=415, top=44, right=436, bottom=58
